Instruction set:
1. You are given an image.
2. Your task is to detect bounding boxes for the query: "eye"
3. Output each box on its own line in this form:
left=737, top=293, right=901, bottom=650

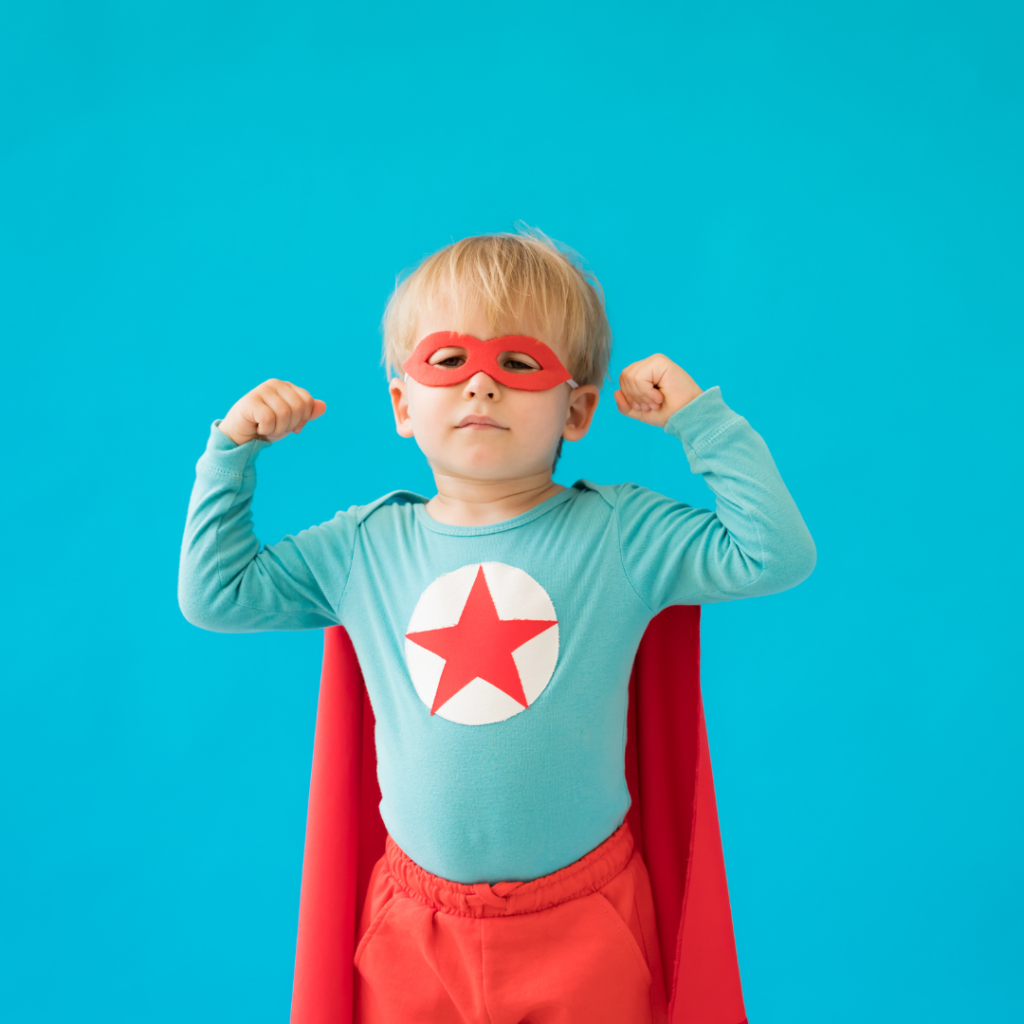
left=428, top=347, right=468, bottom=368
left=500, top=352, right=541, bottom=373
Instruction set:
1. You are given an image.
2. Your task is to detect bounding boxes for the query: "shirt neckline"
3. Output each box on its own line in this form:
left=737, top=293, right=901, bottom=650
left=412, top=485, right=579, bottom=536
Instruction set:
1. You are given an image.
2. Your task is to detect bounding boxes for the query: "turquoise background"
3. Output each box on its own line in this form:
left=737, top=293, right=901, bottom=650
left=1, top=2, right=1020, bottom=1020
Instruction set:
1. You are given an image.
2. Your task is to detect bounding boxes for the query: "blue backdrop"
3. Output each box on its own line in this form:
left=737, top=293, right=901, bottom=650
left=2, top=2, right=1020, bottom=1021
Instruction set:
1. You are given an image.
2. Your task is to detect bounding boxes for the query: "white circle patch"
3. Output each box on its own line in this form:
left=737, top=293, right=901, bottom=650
left=404, top=562, right=560, bottom=725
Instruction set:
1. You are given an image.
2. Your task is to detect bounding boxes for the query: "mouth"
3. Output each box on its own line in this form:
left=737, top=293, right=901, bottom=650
left=456, top=415, right=507, bottom=430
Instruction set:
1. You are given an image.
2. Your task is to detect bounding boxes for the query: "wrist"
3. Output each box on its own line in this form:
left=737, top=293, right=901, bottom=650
left=218, top=416, right=256, bottom=446
left=217, top=425, right=250, bottom=446
left=662, top=384, right=703, bottom=420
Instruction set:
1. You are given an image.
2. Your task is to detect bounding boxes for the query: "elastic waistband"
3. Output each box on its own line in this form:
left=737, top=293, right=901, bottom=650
left=384, top=821, right=634, bottom=919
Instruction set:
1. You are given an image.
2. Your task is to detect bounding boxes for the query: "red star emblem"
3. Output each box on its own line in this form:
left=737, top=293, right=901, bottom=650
left=405, top=566, right=558, bottom=715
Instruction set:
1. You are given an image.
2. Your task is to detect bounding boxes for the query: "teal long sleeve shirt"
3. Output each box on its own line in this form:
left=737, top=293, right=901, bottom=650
left=179, top=387, right=815, bottom=883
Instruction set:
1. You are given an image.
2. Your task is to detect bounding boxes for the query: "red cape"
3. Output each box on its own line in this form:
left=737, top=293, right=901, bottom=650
left=290, top=605, right=747, bottom=1024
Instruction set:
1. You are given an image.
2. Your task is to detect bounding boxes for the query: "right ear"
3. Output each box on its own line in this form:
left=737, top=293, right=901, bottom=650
left=389, top=377, right=416, bottom=438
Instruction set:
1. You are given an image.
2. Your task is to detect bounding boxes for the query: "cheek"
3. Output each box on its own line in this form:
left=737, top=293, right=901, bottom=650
left=510, top=393, right=567, bottom=436
left=407, top=386, right=457, bottom=437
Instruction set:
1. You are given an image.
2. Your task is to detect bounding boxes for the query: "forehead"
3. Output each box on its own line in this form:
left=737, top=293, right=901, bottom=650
left=413, top=293, right=565, bottom=351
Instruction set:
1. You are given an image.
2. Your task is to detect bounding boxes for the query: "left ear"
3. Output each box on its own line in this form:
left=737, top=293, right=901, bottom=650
left=562, top=385, right=600, bottom=442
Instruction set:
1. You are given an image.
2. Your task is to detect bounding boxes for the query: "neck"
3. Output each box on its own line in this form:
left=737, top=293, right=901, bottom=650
left=425, top=467, right=566, bottom=526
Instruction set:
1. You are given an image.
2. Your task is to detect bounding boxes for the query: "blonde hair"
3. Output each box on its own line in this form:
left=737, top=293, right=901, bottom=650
left=381, top=226, right=611, bottom=387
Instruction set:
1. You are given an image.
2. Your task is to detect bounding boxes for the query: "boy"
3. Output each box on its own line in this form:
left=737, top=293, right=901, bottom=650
left=179, top=230, right=815, bottom=1023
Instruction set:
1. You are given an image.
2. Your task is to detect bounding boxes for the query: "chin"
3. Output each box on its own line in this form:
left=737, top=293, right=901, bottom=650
left=439, top=449, right=530, bottom=479
left=423, top=436, right=553, bottom=479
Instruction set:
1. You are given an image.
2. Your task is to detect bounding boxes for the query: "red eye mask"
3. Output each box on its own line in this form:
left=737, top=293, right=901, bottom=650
left=402, top=332, right=578, bottom=391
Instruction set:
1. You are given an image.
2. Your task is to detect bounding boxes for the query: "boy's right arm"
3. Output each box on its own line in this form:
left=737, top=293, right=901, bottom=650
left=178, top=379, right=350, bottom=633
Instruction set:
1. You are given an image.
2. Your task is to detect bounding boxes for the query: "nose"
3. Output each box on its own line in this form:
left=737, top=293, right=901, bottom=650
left=463, top=371, right=499, bottom=400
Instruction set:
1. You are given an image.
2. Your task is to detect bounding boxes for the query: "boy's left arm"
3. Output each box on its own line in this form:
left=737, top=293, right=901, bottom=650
left=612, top=354, right=817, bottom=610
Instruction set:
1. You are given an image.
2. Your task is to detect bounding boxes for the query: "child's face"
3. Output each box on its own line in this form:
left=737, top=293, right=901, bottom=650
left=389, top=300, right=599, bottom=482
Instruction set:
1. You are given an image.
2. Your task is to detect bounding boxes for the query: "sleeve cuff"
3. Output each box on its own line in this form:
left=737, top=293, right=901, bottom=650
left=663, top=386, right=744, bottom=453
left=206, top=419, right=271, bottom=455
left=196, top=421, right=271, bottom=480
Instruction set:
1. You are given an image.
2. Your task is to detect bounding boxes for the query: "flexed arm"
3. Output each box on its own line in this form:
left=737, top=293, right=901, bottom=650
left=179, top=379, right=350, bottom=633
left=613, top=355, right=816, bottom=610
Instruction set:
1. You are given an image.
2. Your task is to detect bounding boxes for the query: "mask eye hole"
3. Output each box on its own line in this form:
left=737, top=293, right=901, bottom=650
left=498, top=351, right=542, bottom=373
left=428, top=346, right=468, bottom=368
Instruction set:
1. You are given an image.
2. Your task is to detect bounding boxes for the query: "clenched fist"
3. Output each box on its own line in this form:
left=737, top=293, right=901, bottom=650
left=613, top=354, right=702, bottom=428
left=219, top=379, right=327, bottom=445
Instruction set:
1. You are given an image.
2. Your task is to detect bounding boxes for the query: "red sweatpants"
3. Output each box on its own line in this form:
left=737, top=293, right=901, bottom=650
left=354, top=821, right=667, bottom=1024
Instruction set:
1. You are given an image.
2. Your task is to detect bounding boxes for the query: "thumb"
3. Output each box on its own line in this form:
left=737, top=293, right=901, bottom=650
left=310, top=399, right=327, bottom=419
left=613, top=389, right=641, bottom=419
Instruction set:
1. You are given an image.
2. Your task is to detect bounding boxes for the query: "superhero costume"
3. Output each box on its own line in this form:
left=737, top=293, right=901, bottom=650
left=179, top=341, right=815, bottom=1021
